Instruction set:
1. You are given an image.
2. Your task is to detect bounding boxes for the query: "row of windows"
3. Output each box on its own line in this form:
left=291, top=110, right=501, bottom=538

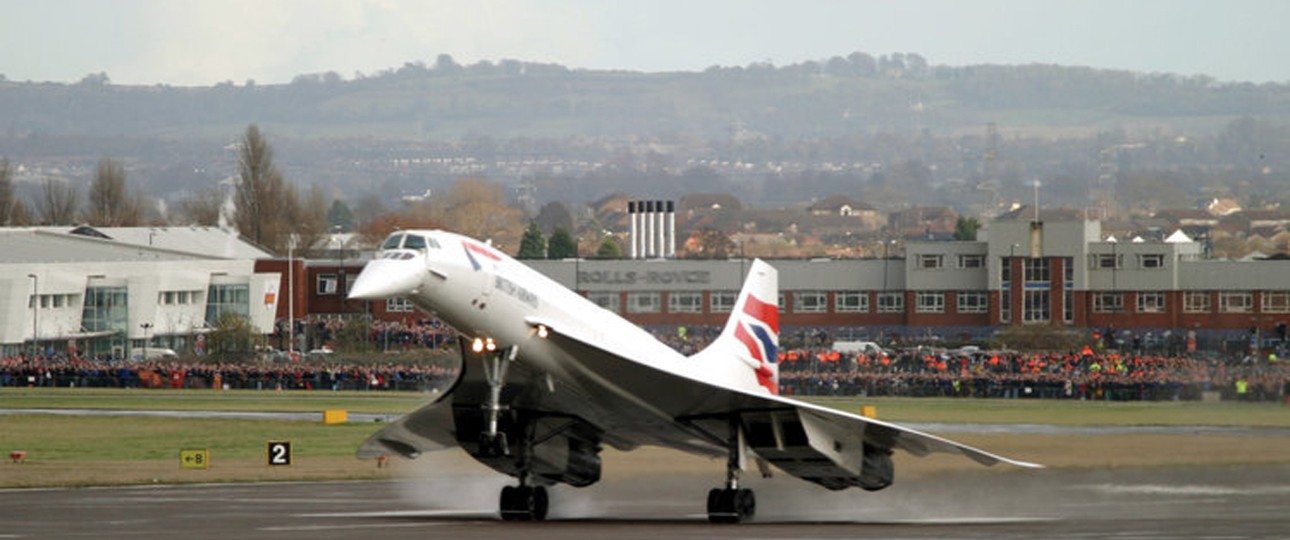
left=584, top=290, right=997, bottom=316
left=29, top=293, right=79, bottom=309
left=159, top=290, right=202, bottom=306
left=32, top=290, right=216, bottom=311
left=1094, top=291, right=1290, bottom=314
left=1090, top=253, right=1167, bottom=270
left=916, top=254, right=1149, bottom=277
left=917, top=254, right=985, bottom=270
left=575, top=289, right=1290, bottom=318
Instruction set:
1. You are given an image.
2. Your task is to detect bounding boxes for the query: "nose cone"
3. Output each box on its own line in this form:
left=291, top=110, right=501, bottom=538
left=347, top=258, right=424, bottom=300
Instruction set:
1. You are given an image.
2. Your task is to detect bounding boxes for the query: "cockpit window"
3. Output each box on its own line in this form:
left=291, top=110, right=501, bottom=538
left=382, top=234, right=404, bottom=250
left=403, top=235, right=427, bottom=250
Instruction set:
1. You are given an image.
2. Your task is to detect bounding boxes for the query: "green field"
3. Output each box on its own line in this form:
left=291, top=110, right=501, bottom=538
left=2, top=388, right=1289, bottom=488
left=6, top=388, right=1287, bottom=427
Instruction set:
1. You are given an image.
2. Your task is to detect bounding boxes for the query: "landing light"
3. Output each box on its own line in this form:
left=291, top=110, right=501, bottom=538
left=472, top=337, right=485, bottom=353
left=537, top=325, right=549, bottom=339
left=485, top=337, right=497, bottom=352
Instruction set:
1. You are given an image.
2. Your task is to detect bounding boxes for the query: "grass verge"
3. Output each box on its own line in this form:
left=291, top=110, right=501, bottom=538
left=3, top=389, right=1289, bottom=488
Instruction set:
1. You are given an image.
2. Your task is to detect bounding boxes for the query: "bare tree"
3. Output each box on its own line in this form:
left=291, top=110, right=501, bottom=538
left=288, top=184, right=331, bottom=254
left=233, top=124, right=290, bottom=253
left=430, top=177, right=523, bottom=245
left=178, top=185, right=227, bottom=226
left=35, top=177, right=80, bottom=225
left=84, top=158, right=143, bottom=226
left=0, top=158, right=32, bottom=225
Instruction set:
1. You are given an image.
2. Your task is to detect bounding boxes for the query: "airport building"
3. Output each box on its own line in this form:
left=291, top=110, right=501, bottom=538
left=5, top=216, right=1290, bottom=358
left=527, top=218, right=1290, bottom=347
left=1, top=227, right=282, bottom=359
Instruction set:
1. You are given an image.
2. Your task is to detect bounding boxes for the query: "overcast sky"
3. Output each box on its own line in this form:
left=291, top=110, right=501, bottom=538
left=2, top=0, right=1285, bottom=86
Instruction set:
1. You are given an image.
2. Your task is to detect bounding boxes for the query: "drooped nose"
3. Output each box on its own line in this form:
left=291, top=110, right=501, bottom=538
left=347, top=257, right=424, bottom=300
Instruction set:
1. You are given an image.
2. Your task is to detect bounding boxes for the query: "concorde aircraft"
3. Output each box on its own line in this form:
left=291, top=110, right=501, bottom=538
left=347, top=229, right=1041, bottom=523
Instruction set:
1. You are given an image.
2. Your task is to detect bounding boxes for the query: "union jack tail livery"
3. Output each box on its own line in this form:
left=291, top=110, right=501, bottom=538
left=692, top=259, right=781, bottom=395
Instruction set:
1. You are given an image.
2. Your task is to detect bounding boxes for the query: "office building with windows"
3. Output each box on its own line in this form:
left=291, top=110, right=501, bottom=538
left=1, top=227, right=282, bottom=359
left=525, top=218, right=1290, bottom=345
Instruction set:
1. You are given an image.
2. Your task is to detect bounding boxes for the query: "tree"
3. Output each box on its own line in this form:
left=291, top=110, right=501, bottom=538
left=431, top=177, right=523, bottom=245
left=178, top=186, right=227, bottom=227
left=327, top=199, right=356, bottom=232
left=517, top=221, right=546, bottom=259
left=290, top=184, right=331, bottom=255
left=85, top=158, right=143, bottom=226
left=595, top=236, right=623, bottom=259
left=547, top=228, right=577, bottom=259
left=35, top=177, right=79, bottom=225
left=0, top=158, right=31, bottom=226
left=234, top=124, right=291, bottom=253
left=683, top=228, right=735, bottom=259
left=357, top=210, right=442, bottom=245
left=535, top=201, right=573, bottom=236
left=207, top=313, right=256, bottom=361
left=351, top=194, right=386, bottom=230
left=954, top=217, right=981, bottom=241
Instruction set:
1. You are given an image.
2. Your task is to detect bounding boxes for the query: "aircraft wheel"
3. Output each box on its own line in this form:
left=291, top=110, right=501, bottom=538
left=706, top=487, right=754, bottom=523
left=735, top=488, right=756, bottom=519
left=499, top=485, right=548, bottom=521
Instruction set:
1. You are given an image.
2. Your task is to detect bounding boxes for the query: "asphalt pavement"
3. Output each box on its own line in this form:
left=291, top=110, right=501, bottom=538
left=2, top=464, right=1288, bottom=539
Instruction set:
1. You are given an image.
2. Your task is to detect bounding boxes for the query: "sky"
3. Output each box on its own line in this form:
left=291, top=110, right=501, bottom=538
left=2, top=0, right=1286, bottom=87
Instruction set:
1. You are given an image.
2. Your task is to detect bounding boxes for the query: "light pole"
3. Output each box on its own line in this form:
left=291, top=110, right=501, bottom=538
left=287, top=239, right=295, bottom=357
left=334, top=226, right=346, bottom=307
left=140, top=322, right=153, bottom=361
left=27, top=274, right=37, bottom=359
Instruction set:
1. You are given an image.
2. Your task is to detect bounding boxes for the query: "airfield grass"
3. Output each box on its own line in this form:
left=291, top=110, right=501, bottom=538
left=2, top=388, right=1289, bottom=488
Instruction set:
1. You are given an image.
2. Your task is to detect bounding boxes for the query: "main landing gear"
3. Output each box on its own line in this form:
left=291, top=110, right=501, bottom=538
left=500, top=484, right=548, bottom=521
left=707, top=417, right=756, bottom=523
left=475, top=339, right=549, bottom=521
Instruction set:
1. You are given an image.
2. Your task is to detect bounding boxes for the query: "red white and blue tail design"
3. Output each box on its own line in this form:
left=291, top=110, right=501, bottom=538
left=691, top=259, right=780, bottom=395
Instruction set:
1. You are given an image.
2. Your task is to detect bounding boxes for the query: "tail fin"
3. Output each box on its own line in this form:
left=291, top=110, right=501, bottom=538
left=691, top=259, right=780, bottom=394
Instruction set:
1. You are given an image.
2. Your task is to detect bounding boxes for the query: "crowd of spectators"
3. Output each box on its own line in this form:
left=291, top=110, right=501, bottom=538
left=275, top=317, right=456, bottom=353
left=1, top=354, right=457, bottom=392
left=4, top=321, right=1288, bottom=402
left=775, top=347, right=1289, bottom=402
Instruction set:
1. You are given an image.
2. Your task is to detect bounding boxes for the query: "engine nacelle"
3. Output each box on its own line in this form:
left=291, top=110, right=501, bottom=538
left=857, top=444, right=894, bottom=491
left=452, top=407, right=602, bottom=488
left=742, top=410, right=896, bottom=492
left=531, top=434, right=601, bottom=487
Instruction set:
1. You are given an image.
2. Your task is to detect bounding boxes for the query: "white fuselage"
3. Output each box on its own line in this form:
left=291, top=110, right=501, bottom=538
left=348, top=230, right=763, bottom=424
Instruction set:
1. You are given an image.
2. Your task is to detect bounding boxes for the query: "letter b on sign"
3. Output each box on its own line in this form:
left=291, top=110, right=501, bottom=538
left=267, top=441, right=292, bottom=466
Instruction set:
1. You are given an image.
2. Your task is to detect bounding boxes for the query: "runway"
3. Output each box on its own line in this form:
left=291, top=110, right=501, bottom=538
left=3, top=465, right=1288, bottom=539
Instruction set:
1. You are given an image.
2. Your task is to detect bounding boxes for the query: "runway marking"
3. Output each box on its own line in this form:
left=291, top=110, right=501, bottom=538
left=259, top=522, right=455, bottom=532
left=294, top=509, right=495, bottom=519
left=1073, top=484, right=1290, bottom=497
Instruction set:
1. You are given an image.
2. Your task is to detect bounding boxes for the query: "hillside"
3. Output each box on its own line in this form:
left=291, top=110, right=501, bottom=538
left=2, top=53, right=1289, bottom=216
left=4, top=54, right=1289, bottom=141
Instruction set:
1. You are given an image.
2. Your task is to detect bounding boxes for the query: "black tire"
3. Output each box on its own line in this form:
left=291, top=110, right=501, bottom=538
left=499, top=485, right=548, bottom=522
left=707, top=488, right=743, bottom=524
left=499, top=485, right=520, bottom=521
left=736, top=488, right=756, bottom=519
left=531, top=486, right=549, bottom=521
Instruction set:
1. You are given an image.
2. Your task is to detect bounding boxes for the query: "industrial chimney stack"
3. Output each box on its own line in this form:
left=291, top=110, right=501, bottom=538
left=627, top=199, right=675, bottom=259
